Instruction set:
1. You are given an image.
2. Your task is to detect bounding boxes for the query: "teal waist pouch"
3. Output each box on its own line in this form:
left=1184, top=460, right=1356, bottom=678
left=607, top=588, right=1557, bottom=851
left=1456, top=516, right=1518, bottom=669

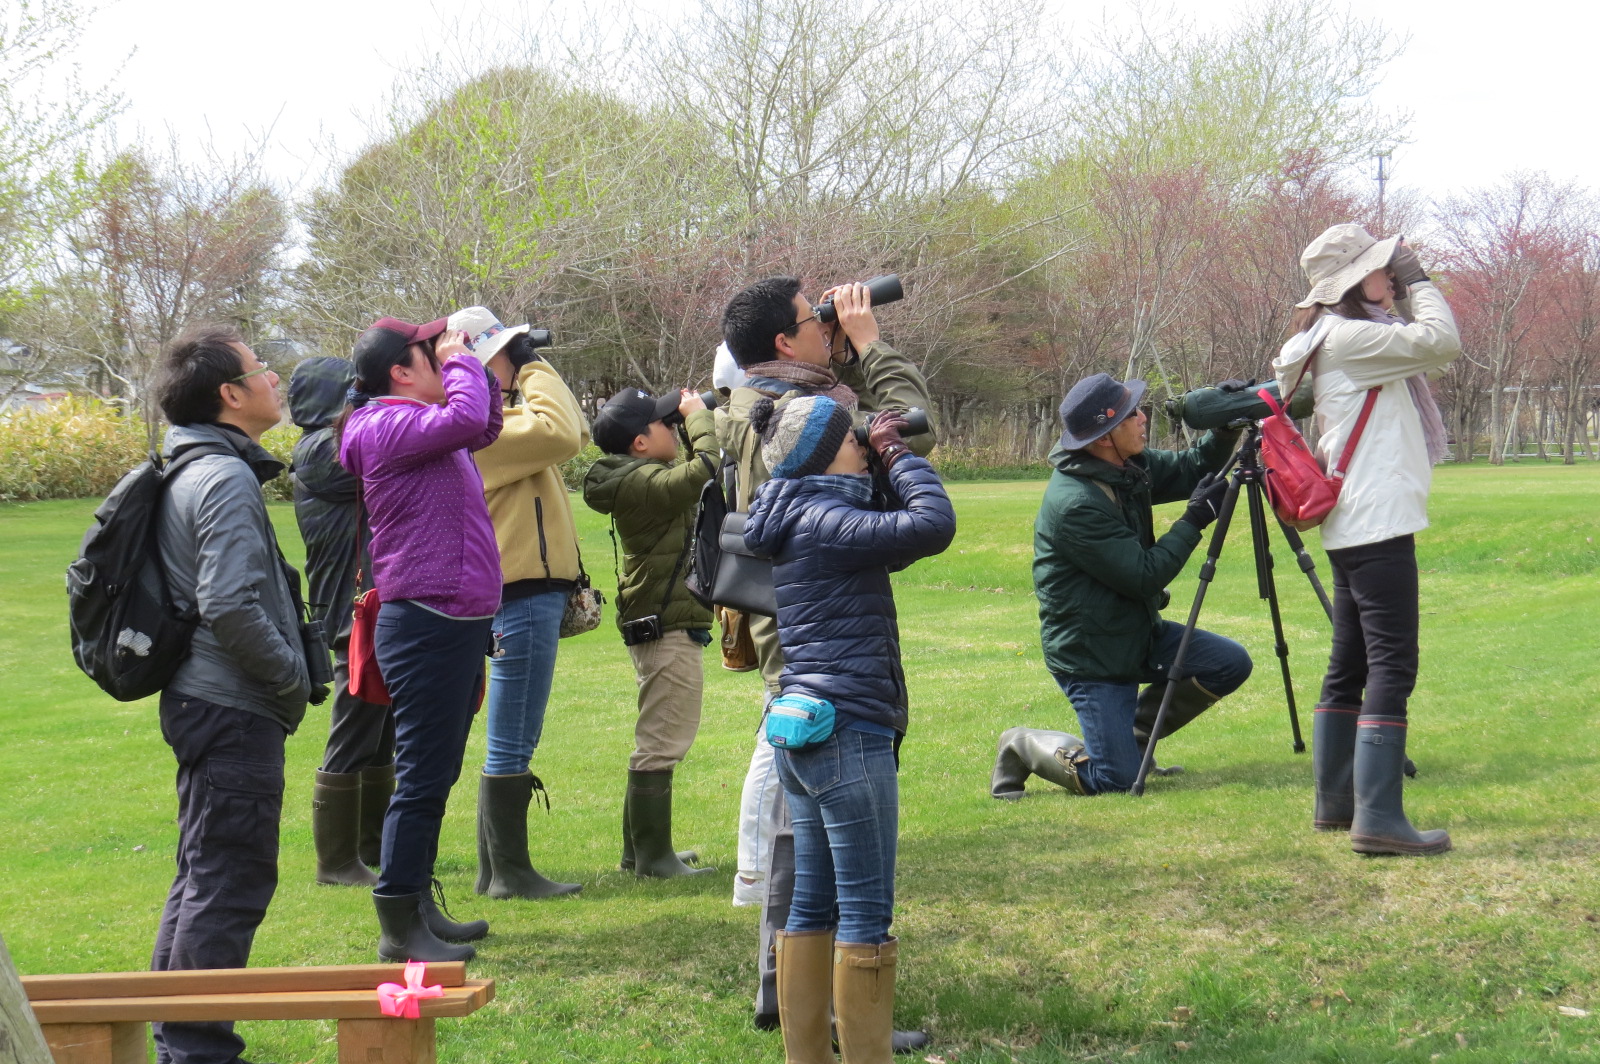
left=764, top=693, right=836, bottom=751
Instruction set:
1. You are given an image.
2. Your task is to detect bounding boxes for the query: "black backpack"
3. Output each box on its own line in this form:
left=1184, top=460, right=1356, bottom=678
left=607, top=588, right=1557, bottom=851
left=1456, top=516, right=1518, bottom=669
left=683, top=456, right=729, bottom=610
left=67, top=444, right=231, bottom=701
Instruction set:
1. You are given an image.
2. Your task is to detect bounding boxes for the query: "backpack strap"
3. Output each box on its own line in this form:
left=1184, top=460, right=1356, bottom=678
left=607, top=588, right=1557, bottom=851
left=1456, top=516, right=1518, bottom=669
left=1257, top=383, right=1380, bottom=480
left=1330, top=388, right=1381, bottom=481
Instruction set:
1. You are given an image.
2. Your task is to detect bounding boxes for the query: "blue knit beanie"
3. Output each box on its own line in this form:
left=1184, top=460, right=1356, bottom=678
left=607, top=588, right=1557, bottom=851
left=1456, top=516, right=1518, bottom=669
left=753, top=395, right=854, bottom=479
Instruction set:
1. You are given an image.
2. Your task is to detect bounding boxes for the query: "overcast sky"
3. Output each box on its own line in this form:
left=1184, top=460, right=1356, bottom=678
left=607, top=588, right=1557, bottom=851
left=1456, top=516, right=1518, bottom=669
left=69, top=0, right=1587, bottom=204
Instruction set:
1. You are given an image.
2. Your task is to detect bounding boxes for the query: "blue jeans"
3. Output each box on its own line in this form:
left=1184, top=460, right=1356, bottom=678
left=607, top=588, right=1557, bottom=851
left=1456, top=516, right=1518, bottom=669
left=484, top=590, right=565, bottom=775
left=775, top=728, right=898, bottom=944
left=1055, top=622, right=1252, bottom=795
left=374, top=600, right=492, bottom=896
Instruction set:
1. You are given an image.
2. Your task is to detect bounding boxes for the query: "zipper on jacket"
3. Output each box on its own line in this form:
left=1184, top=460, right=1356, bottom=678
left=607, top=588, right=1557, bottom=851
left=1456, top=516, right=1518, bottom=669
left=536, top=497, right=551, bottom=578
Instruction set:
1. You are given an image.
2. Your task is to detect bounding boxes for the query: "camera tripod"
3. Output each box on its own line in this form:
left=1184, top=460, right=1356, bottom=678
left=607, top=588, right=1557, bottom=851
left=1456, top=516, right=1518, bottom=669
left=1131, top=423, right=1334, bottom=796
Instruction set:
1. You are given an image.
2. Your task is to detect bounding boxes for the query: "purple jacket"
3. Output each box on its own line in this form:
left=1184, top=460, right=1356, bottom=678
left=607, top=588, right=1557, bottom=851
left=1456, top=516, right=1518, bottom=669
left=339, top=355, right=504, bottom=618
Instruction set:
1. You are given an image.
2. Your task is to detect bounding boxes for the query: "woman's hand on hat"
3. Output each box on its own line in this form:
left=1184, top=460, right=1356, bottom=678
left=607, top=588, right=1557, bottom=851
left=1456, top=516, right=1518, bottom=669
left=436, top=329, right=471, bottom=362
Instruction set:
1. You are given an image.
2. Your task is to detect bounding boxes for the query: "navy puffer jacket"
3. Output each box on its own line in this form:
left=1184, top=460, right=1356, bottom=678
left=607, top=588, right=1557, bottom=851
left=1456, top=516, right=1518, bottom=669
left=744, top=456, right=956, bottom=735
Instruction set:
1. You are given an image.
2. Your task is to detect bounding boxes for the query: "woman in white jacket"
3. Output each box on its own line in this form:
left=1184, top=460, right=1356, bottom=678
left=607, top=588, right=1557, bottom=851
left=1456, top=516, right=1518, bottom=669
left=1273, top=223, right=1461, bottom=857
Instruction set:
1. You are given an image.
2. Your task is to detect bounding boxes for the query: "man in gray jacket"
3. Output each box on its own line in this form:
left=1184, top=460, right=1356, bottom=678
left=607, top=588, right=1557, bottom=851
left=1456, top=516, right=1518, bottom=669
left=151, top=323, right=312, bottom=1064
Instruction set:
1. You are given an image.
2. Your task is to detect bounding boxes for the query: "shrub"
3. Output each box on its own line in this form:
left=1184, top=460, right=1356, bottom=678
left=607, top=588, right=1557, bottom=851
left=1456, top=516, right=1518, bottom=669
left=0, top=398, right=152, bottom=501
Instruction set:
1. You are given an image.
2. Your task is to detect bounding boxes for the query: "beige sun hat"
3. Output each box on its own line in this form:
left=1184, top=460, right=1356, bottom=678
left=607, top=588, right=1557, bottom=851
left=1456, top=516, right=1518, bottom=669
left=447, top=305, right=531, bottom=365
left=1296, top=223, right=1403, bottom=308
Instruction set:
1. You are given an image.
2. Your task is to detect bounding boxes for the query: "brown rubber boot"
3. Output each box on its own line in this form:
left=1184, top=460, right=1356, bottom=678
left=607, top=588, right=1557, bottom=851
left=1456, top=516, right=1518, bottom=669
left=834, top=937, right=898, bottom=1063
left=776, top=929, right=834, bottom=1064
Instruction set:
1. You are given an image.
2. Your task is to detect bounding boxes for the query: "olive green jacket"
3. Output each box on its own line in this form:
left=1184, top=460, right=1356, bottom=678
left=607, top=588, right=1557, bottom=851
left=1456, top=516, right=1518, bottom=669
left=715, top=340, right=937, bottom=509
left=582, top=408, right=718, bottom=632
left=1033, top=429, right=1237, bottom=682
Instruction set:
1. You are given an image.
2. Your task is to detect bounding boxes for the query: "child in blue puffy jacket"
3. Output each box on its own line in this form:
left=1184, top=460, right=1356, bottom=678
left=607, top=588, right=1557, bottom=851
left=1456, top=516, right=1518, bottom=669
left=741, top=394, right=954, bottom=1064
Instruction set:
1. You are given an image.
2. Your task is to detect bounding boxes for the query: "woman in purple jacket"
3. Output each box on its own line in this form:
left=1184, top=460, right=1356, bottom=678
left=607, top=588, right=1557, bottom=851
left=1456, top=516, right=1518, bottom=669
left=338, top=317, right=503, bottom=962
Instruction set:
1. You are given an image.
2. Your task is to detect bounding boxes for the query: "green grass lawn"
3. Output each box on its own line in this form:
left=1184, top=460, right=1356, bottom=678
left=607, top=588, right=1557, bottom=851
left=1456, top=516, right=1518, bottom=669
left=3, top=463, right=1599, bottom=1062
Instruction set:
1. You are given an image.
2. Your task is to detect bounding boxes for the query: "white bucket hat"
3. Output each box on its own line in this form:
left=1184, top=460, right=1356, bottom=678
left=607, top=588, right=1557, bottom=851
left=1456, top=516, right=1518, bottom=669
left=1296, top=223, right=1403, bottom=308
left=447, top=305, right=531, bottom=365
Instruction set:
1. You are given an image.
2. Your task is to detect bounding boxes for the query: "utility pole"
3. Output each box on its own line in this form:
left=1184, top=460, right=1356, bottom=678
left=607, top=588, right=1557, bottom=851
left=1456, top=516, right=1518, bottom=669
left=1376, top=153, right=1390, bottom=233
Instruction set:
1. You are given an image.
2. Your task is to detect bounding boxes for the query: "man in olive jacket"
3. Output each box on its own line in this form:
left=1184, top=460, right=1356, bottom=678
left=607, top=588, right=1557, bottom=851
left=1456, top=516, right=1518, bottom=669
left=1010, top=372, right=1252, bottom=798
left=584, top=387, right=720, bottom=878
left=718, top=276, right=933, bottom=1050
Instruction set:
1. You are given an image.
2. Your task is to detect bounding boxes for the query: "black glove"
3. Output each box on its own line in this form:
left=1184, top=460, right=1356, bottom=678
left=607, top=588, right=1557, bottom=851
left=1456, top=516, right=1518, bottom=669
left=1217, top=378, right=1256, bottom=393
left=1181, top=472, right=1228, bottom=530
left=504, top=333, right=538, bottom=372
left=1390, top=243, right=1428, bottom=287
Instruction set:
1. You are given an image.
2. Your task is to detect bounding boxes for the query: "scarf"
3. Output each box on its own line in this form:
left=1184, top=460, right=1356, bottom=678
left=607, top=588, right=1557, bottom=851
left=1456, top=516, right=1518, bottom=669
left=1359, top=302, right=1449, bottom=465
left=742, top=359, right=858, bottom=410
left=805, top=472, right=875, bottom=507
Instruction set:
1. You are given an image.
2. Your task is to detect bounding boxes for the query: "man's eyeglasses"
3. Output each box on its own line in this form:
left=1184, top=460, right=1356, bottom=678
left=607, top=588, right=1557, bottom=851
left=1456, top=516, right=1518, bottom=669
left=780, top=312, right=819, bottom=336
left=230, top=361, right=271, bottom=384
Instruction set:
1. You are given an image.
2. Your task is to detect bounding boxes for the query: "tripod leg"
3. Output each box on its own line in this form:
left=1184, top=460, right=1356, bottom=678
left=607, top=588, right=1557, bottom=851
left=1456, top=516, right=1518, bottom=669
left=1133, top=473, right=1244, bottom=796
left=1247, top=482, right=1306, bottom=754
left=1275, top=518, right=1334, bottom=621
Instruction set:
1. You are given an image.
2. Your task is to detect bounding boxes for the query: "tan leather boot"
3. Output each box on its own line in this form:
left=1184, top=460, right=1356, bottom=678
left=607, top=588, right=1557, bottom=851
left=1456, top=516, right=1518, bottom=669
left=834, top=937, right=898, bottom=1063
left=775, top=929, right=834, bottom=1064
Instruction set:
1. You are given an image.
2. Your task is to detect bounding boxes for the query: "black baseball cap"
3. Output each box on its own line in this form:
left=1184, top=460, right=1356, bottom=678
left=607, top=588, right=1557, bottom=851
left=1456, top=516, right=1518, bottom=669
left=593, top=388, right=681, bottom=455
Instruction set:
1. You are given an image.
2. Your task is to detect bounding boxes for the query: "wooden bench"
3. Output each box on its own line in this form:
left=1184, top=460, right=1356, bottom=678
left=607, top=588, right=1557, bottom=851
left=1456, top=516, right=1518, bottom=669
left=20, top=963, right=493, bottom=1064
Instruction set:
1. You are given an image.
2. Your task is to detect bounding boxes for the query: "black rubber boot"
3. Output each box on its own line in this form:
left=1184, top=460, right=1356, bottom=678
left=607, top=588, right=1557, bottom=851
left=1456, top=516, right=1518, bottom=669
left=374, top=890, right=475, bottom=963
left=358, top=762, right=394, bottom=869
left=989, top=728, right=1089, bottom=798
left=626, top=769, right=715, bottom=878
left=620, top=798, right=697, bottom=872
left=1131, top=677, right=1219, bottom=776
left=1350, top=716, right=1451, bottom=856
left=1312, top=705, right=1359, bottom=831
left=477, top=773, right=582, bottom=899
left=313, top=770, right=379, bottom=887
left=422, top=879, right=490, bottom=941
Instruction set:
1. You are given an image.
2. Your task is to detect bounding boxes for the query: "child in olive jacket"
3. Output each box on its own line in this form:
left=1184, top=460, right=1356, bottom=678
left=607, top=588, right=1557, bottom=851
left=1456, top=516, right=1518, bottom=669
left=582, top=387, right=719, bottom=878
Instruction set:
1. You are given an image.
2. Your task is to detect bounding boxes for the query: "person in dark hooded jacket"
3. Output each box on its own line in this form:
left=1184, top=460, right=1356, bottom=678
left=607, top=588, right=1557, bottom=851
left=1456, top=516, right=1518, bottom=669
left=743, top=395, right=954, bottom=1064
left=288, top=356, right=396, bottom=888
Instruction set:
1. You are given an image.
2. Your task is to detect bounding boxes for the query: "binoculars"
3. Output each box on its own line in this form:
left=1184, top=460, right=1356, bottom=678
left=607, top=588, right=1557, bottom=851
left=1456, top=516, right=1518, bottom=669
left=813, top=274, right=904, bottom=324
left=527, top=328, right=553, bottom=349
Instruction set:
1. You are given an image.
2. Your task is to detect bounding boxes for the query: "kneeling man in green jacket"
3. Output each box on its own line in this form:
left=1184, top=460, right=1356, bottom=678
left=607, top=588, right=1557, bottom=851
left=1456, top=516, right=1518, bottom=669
left=993, top=372, right=1253, bottom=797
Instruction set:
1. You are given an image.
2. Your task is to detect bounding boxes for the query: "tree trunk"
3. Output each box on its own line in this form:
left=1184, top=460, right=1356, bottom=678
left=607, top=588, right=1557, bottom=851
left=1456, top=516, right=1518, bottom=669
left=0, top=932, right=52, bottom=1064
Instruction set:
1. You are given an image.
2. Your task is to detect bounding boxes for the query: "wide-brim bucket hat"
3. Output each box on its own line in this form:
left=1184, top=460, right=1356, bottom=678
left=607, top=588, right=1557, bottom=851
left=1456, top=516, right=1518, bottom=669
left=448, top=305, right=532, bottom=365
left=1296, top=223, right=1402, bottom=308
left=1057, top=372, right=1147, bottom=450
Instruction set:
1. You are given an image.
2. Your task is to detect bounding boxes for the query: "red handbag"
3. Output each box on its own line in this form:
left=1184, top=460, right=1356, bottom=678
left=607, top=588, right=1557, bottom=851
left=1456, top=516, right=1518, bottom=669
left=348, top=574, right=390, bottom=705
left=1258, top=352, right=1378, bottom=532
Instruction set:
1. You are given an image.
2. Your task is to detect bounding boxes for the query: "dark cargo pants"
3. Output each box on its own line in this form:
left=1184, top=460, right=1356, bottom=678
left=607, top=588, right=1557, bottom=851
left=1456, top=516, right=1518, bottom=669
left=152, top=692, right=287, bottom=1064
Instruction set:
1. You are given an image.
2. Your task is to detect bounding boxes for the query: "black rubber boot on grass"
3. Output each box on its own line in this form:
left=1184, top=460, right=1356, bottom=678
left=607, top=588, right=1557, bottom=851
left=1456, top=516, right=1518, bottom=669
left=1350, top=716, right=1450, bottom=856
left=1311, top=705, right=1359, bottom=831
left=626, top=769, right=714, bottom=878
left=313, top=770, right=379, bottom=886
left=374, top=891, right=475, bottom=963
left=476, top=773, right=582, bottom=899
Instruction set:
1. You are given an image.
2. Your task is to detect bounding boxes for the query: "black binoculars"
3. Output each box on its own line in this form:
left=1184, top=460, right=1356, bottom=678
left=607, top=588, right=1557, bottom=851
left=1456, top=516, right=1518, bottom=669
left=527, top=328, right=553, bottom=349
left=813, top=274, right=904, bottom=324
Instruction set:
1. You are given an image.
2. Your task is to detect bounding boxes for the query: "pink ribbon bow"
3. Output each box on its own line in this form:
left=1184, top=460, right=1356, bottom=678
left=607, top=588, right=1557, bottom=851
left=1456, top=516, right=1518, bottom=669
left=377, top=961, right=444, bottom=1019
